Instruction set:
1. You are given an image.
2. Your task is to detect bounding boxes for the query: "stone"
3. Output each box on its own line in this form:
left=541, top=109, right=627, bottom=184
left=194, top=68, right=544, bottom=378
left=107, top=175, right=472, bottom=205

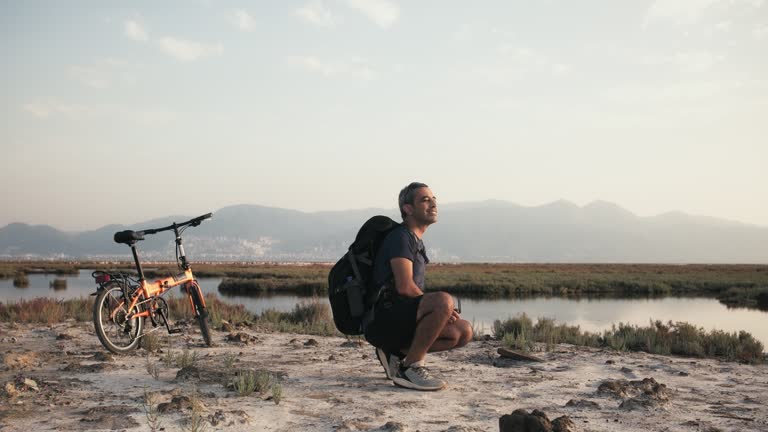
left=92, top=352, right=113, bottom=362
left=208, top=410, right=227, bottom=426
left=158, top=395, right=193, bottom=413
left=551, top=416, right=576, bottom=432
left=497, top=348, right=545, bottom=362
left=221, top=320, right=235, bottom=333
left=226, top=332, right=257, bottom=344
left=4, top=382, right=17, bottom=397
left=304, top=338, right=319, bottom=346
left=499, top=408, right=552, bottom=432
left=597, top=377, right=669, bottom=410
left=565, top=399, right=600, bottom=409
left=22, top=378, right=39, bottom=392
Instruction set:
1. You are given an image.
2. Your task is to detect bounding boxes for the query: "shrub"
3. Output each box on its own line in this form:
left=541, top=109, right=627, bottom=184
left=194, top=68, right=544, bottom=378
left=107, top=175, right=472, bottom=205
left=12, top=273, right=29, bottom=288
left=176, top=350, right=199, bottom=369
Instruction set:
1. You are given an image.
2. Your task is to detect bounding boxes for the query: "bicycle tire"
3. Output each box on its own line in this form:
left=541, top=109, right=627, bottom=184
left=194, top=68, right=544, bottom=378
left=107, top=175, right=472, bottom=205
left=93, top=282, right=143, bottom=354
left=189, top=282, right=212, bottom=346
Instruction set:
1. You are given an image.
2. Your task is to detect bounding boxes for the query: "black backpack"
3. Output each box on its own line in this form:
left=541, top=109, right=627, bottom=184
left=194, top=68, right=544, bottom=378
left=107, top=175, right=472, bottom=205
left=328, top=215, right=400, bottom=335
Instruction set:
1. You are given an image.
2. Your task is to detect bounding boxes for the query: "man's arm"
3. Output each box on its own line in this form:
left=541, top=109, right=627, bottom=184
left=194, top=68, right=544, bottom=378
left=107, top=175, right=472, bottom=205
left=390, top=257, right=424, bottom=297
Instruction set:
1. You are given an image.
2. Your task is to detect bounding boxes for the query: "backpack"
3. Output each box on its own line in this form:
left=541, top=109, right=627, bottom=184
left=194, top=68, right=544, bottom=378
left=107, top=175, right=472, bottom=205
left=328, top=215, right=400, bottom=335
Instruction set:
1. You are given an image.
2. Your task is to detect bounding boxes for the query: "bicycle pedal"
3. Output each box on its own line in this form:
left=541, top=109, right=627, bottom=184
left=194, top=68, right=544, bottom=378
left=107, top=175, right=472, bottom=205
left=167, top=328, right=183, bottom=334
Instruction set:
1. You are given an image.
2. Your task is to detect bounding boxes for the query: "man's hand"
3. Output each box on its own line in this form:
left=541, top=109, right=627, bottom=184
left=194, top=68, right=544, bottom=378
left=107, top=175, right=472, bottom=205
left=448, top=309, right=460, bottom=324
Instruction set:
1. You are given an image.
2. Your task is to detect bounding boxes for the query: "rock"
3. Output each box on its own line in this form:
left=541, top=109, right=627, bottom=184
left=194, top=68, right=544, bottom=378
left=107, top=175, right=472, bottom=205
left=304, top=338, right=319, bottom=346
left=226, top=332, right=257, bottom=344
left=158, top=395, right=193, bottom=413
left=4, top=382, right=17, bottom=397
left=499, top=409, right=552, bottom=432
left=619, top=398, right=658, bottom=411
left=22, top=378, right=39, bottom=392
left=441, top=426, right=487, bottom=432
left=62, top=362, right=112, bottom=373
left=79, top=405, right=140, bottom=429
left=565, top=399, right=600, bottom=409
left=221, top=320, right=235, bottom=333
left=371, top=421, right=407, bottom=431
left=598, top=377, right=669, bottom=410
left=208, top=410, right=226, bottom=426
left=497, top=348, right=545, bottom=362
left=605, top=359, right=615, bottom=364
left=92, top=352, right=113, bottom=362
left=551, top=416, right=576, bottom=432
left=56, top=333, right=75, bottom=340
left=620, top=367, right=633, bottom=373
left=340, top=339, right=365, bottom=348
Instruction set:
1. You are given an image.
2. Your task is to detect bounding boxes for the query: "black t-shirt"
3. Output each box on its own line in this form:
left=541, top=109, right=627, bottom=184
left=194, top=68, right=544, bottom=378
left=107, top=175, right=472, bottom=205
left=373, top=225, right=429, bottom=292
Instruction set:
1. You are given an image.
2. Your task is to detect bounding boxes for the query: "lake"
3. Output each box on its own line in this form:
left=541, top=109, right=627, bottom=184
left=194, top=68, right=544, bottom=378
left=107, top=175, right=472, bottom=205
left=3, top=270, right=768, bottom=347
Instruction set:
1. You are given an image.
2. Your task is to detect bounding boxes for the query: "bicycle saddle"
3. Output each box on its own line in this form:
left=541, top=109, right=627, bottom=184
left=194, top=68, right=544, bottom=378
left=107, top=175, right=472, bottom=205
left=114, top=230, right=145, bottom=244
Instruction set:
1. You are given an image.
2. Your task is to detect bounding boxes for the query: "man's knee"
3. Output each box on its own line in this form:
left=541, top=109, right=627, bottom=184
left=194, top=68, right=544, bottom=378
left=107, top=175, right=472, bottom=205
left=422, top=292, right=453, bottom=316
left=455, top=320, right=473, bottom=347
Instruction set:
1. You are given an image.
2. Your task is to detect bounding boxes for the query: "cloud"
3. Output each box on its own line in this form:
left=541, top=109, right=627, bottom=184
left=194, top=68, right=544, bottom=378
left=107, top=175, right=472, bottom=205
left=230, top=9, right=256, bottom=32
left=124, top=20, right=149, bottom=41
left=295, top=1, right=338, bottom=28
left=287, top=55, right=378, bottom=80
left=22, top=100, right=178, bottom=124
left=158, top=37, right=223, bottom=61
left=66, top=59, right=137, bottom=89
left=68, top=65, right=111, bottom=89
left=645, top=0, right=764, bottom=25
left=602, top=80, right=734, bottom=105
left=480, top=46, right=572, bottom=83
left=639, top=50, right=724, bottom=72
left=754, top=25, right=768, bottom=39
left=344, top=0, right=399, bottom=28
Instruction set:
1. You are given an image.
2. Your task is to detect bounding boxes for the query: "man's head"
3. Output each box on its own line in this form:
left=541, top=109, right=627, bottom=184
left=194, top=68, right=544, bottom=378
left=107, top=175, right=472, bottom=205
left=398, top=182, right=438, bottom=225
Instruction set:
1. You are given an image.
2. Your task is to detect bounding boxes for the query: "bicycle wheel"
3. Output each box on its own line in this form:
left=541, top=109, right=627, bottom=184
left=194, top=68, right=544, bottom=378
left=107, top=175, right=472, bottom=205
left=188, top=282, right=212, bottom=346
left=93, top=282, right=144, bottom=354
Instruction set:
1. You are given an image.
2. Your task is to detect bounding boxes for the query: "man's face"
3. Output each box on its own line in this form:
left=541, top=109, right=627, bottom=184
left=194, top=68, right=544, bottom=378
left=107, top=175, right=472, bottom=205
left=406, top=187, right=438, bottom=225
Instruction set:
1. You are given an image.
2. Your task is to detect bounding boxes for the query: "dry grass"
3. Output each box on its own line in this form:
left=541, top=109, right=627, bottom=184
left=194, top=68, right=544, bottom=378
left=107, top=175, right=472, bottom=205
left=494, top=314, right=765, bottom=363
left=0, top=297, right=92, bottom=324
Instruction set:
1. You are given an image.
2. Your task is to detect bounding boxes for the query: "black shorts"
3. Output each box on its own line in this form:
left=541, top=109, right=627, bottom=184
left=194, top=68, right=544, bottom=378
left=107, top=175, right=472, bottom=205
left=364, top=295, right=422, bottom=354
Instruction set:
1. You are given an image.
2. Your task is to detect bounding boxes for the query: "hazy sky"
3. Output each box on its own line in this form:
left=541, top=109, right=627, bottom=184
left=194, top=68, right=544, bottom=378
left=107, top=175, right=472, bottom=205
left=2, top=0, right=767, bottom=231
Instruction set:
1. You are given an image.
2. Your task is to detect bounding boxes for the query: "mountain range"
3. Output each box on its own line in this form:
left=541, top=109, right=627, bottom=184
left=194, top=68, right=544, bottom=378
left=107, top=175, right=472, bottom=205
left=1, top=200, right=766, bottom=263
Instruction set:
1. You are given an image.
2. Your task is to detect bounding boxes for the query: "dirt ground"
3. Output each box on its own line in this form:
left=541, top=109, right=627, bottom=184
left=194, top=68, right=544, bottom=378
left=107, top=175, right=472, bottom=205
left=1, top=320, right=766, bottom=432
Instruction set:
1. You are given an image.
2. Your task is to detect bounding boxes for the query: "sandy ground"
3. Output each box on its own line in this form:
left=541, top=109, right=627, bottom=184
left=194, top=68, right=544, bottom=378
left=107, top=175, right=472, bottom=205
left=0, top=320, right=767, bottom=432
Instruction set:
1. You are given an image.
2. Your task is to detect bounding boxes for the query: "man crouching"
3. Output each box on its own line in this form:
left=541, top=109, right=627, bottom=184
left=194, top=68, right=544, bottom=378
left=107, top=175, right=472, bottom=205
left=364, top=182, right=473, bottom=391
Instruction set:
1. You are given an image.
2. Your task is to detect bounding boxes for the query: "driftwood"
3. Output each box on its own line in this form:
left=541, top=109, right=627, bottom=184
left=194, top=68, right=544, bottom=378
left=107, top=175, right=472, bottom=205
left=497, top=347, right=545, bottom=362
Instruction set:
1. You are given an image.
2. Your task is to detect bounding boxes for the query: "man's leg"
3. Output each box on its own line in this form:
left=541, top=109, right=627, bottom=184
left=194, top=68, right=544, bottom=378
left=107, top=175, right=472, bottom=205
left=402, top=292, right=453, bottom=366
left=427, top=319, right=473, bottom=353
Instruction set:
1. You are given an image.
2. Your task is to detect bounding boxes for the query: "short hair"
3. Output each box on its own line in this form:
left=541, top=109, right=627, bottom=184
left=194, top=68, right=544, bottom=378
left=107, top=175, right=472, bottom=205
left=398, top=182, right=429, bottom=220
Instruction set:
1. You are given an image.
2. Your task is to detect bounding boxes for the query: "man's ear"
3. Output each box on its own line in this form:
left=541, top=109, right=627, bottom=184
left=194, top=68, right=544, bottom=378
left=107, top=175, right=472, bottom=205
left=403, top=203, right=413, bottom=216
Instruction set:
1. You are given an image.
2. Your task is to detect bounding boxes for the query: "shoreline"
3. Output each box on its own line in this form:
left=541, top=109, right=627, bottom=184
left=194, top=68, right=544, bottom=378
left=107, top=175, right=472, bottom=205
left=1, top=321, right=767, bottom=431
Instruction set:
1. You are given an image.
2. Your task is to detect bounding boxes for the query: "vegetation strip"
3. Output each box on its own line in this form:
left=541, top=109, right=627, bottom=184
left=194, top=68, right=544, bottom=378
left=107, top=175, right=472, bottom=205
left=0, top=294, right=763, bottom=363
left=4, top=261, right=767, bottom=309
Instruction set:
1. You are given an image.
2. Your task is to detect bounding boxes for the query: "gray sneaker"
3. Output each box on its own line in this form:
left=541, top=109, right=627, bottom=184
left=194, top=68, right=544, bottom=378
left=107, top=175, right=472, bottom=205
left=392, top=360, right=446, bottom=391
left=375, top=347, right=398, bottom=379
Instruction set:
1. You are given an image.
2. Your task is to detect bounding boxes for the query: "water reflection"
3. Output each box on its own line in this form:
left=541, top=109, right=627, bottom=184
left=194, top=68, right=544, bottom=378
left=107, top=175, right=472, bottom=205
left=1, top=270, right=767, bottom=347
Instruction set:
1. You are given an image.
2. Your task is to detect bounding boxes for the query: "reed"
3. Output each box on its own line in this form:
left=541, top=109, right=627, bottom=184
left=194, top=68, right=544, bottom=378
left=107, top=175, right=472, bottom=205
left=494, top=315, right=765, bottom=363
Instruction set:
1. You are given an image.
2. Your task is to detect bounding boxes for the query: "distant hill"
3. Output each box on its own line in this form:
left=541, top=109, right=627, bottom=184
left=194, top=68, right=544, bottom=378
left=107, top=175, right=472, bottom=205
left=0, top=201, right=766, bottom=263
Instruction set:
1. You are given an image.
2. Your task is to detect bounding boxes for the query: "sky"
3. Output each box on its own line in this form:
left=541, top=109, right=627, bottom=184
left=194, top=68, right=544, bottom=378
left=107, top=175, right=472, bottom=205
left=2, top=0, right=767, bottom=231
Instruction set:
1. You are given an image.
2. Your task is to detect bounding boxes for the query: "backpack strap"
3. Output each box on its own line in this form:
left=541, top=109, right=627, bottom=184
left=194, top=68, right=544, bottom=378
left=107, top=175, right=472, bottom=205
left=347, top=249, right=363, bottom=281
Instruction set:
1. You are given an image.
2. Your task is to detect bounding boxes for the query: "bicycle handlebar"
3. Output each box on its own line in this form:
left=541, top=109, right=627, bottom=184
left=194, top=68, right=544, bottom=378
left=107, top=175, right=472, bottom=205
left=145, top=212, right=213, bottom=234
left=114, top=212, right=212, bottom=244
